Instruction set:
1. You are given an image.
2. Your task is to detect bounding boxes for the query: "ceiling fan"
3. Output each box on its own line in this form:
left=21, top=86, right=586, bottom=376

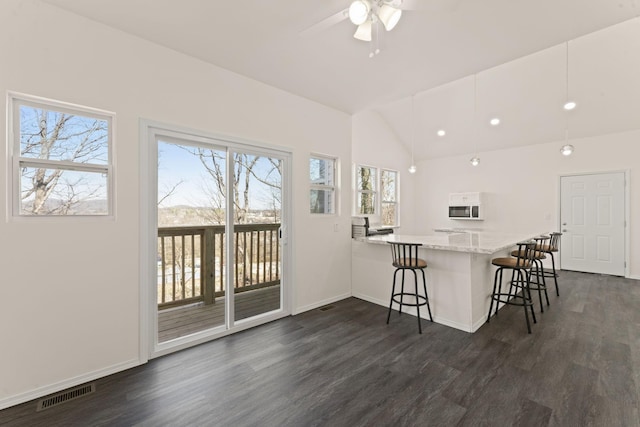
left=300, top=0, right=459, bottom=41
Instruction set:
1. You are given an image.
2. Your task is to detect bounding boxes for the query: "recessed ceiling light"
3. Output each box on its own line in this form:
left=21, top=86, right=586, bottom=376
left=563, top=101, right=577, bottom=110
left=490, top=118, right=500, bottom=126
left=437, top=130, right=446, bottom=137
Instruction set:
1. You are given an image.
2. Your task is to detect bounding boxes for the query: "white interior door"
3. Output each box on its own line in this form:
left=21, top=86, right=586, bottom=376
left=560, top=172, right=625, bottom=276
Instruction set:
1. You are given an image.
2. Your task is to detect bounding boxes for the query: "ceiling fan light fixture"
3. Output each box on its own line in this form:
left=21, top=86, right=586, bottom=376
left=349, top=0, right=371, bottom=25
left=378, top=4, right=402, bottom=31
left=408, top=164, right=417, bottom=174
left=470, top=156, right=480, bottom=167
left=353, top=20, right=372, bottom=41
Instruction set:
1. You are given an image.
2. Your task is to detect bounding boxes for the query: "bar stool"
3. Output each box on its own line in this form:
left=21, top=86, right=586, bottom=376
left=487, top=241, right=537, bottom=333
left=387, top=242, right=433, bottom=334
left=510, top=236, right=549, bottom=312
left=536, top=232, right=562, bottom=296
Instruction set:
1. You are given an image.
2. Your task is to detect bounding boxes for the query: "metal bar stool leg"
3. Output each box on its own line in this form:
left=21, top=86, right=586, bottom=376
left=421, top=268, right=433, bottom=322
left=532, top=261, right=544, bottom=313
left=398, top=269, right=406, bottom=315
left=487, top=267, right=500, bottom=323
left=496, top=268, right=506, bottom=318
left=539, top=259, right=550, bottom=306
left=508, top=268, right=518, bottom=300
left=521, top=269, right=537, bottom=324
left=517, top=269, right=532, bottom=333
left=413, top=270, right=422, bottom=334
left=550, top=252, right=560, bottom=296
left=387, top=269, right=400, bottom=324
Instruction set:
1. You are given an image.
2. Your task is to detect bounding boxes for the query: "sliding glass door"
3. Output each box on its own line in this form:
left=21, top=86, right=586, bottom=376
left=230, top=151, right=283, bottom=322
left=149, top=126, right=289, bottom=355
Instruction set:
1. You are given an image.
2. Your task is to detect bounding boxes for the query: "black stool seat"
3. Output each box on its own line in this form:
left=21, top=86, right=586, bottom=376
left=487, top=241, right=537, bottom=333
left=387, top=242, right=433, bottom=334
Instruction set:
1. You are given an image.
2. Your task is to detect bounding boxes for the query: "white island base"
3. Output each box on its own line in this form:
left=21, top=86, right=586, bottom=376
left=351, top=232, right=542, bottom=333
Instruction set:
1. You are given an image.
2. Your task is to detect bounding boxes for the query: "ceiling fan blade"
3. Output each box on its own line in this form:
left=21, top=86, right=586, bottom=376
left=399, top=0, right=461, bottom=12
left=300, top=8, right=349, bottom=37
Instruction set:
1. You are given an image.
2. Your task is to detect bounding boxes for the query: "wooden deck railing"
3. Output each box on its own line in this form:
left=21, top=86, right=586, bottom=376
left=157, top=223, right=280, bottom=309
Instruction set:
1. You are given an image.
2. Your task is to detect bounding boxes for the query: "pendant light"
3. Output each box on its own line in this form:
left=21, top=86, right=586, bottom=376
left=563, top=41, right=577, bottom=111
left=409, top=94, right=417, bottom=174
left=560, top=144, right=574, bottom=156
left=561, top=41, right=575, bottom=156
left=469, top=74, right=480, bottom=166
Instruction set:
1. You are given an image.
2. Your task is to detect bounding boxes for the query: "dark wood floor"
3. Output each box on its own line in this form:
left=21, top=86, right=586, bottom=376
left=2, top=271, right=640, bottom=426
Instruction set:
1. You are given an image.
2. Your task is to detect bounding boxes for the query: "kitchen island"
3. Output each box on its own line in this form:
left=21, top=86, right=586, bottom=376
left=351, top=230, right=543, bottom=333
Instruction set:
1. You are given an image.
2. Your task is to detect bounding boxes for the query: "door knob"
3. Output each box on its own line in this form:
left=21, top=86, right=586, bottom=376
left=562, top=223, right=567, bottom=226
left=562, top=229, right=568, bottom=232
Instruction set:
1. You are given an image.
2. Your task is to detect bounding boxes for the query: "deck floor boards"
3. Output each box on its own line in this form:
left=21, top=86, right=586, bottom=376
left=158, top=286, right=281, bottom=342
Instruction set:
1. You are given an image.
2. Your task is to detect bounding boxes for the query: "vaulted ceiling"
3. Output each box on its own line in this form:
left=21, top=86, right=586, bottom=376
left=43, top=0, right=640, bottom=159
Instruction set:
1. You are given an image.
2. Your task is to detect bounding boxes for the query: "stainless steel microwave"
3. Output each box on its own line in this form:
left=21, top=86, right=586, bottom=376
left=449, top=205, right=481, bottom=219
left=448, top=192, right=484, bottom=220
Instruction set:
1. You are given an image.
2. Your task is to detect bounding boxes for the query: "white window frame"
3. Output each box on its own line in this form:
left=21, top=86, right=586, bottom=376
left=353, top=164, right=400, bottom=227
left=309, top=153, right=338, bottom=215
left=7, top=92, right=116, bottom=219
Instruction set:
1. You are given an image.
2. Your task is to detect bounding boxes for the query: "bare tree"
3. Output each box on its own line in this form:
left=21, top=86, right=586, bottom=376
left=180, top=148, right=281, bottom=224
left=19, top=107, right=108, bottom=214
left=158, top=180, right=184, bottom=207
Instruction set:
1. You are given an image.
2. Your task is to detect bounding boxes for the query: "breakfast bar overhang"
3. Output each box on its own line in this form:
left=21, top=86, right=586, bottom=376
left=351, top=231, right=544, bottom=333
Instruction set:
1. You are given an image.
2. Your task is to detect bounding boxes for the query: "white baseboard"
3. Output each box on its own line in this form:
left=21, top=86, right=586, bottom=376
left=292, top=292, right=352, bottom=315
left=471, top=317, right=488, bottom=333
left=0, top=358, right=142, bottom=411
left=627, top=275, right=640, bottom=281
left=351, top=292, right=387, bottom=308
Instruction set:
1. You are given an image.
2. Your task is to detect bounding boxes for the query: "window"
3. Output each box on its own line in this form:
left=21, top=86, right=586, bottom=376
left=355, top=165, right=376, bottom=215
left=309, top=155, right=337, bottom=214
left=9, top=93, right=114, bottom=217
left=381, top=169, right=398, bottom=226
left=355, top=165, right=399, bottom=226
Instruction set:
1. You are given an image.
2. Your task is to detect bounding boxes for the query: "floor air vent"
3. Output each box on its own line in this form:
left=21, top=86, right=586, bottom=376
left=36, top=383, right=95, bottom=411
left=319, top=305, right=335, bottom=311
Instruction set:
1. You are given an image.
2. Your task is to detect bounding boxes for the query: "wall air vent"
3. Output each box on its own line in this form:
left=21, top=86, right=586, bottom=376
left=36, top=383, right=96, bottom=412
left=319, top=305, right=336, bottom=312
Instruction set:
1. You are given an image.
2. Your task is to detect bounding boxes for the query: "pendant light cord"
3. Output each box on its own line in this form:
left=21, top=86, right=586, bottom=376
left=565, top=41, right=570, bottom=104
left=474, top=74, right=478, bottom=156
left=565, top=41, right=570, bottom=142
left=411, top=94, right=415, bottom=165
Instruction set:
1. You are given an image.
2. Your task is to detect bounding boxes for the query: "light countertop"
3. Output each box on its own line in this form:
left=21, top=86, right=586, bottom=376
left=357, top=230, right=544, bottom=254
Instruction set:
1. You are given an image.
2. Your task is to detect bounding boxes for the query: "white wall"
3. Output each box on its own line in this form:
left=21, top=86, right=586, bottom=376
left=0, top=0, right=352, bottom=407
left=352, top=110, right=417, bottom=233
left=412, top=131, right=640, bottom=277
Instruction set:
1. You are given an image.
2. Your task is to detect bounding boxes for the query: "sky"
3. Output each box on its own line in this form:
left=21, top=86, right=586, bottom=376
left=157, top=140, right=282, bottom=210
